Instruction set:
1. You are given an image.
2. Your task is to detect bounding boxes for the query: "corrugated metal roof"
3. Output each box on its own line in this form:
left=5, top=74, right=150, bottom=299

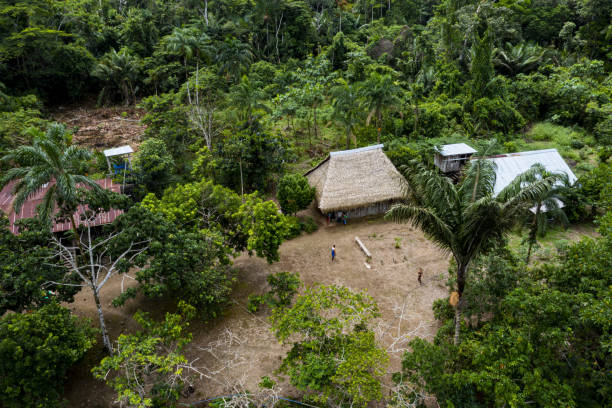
left=103, top=145, right=134, bottom=157
left=529, top=198, right=565, bottom=214
left=437, top=143, right=477, bottom=156
left=487, top=149, right=577, bottom=196
left=0, top=178, right=123, bottom=234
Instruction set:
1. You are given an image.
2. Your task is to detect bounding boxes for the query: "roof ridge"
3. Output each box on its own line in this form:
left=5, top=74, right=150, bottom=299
left=481, top=148, right=560, bottom=159
left=330, top=144, right=384, bottom=157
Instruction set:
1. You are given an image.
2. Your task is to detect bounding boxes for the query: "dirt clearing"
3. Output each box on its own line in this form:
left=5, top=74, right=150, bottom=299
left=64, top=210, right=451, bottom=407
left=51, top=102, right=145, bottom=150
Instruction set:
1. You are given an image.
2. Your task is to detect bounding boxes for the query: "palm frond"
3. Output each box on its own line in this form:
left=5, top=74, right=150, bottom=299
left=500, top=176, right=557, bottom=216
left=460, top=197, right=514, bottom=261
left=460, top=157, right=497, bottom=203
left=38, top=184, right=58, bottom=221
left=63, top=145, right=92, bottom=166
left=0, top=167, right=29, bottom=189
left=385, top=203, right=454, bottom=253
left=459, top=139, right=498, bottom=204
left=2, top=145, right=46, bottom=167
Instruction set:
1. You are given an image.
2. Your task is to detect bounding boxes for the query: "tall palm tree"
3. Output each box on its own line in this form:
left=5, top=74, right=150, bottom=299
left=493, top=42, right=550, bottom=77
left=0, top=123, right=101, bottom=239
left=164, top=27, right=209, bottom=80
left=515, top=164, right=569, bottom=263
left=359, top=72, right=403, bottom=143
left=216, top=37, right=254, bottom=83
left=331, top=79, right=360, bottom=149
left=385, top=143, right=559, bottom=345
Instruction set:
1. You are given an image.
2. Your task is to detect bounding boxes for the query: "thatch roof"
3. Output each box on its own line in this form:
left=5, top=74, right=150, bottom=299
left=305, top=144, right=405, bottom=213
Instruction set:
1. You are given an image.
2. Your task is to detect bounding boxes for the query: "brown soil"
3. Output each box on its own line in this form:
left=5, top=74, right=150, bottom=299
left=51, top=102, right=146, bottom=151
left=64, top=208, right=452, bottom=407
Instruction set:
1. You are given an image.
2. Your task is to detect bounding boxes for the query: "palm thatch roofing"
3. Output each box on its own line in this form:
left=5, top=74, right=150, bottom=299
left=304, top=144, right=405, bottom=213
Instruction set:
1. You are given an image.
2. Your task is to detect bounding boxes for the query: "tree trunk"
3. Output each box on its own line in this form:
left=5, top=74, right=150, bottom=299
left=121, top=81, right=130, bottom=106
left=454, top=262, right=467, bottom=346
left=526, top=203, right=540, bottom=263
left=377, top=110, right=382, bottom=143
left=346, top=127, right=351, bottom=149
left=413, top=103, right=419, bottom=135
left=204, top=0, right=209, bottom=25
left=93, top=288, right=112, bottom=354
left=526, top=239, right=534, bottom=264
left=239, top=159, right=244, bottom=199
left=454, top=305, right=462, bottom=346
left=313, top=103, right=319, bottom=141
left=69, top=214, right=83, bottom=255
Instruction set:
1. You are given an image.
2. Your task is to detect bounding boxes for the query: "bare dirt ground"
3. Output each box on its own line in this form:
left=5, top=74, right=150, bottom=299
left=64, top=208, right=451, bottom=407
left=51, top=102, right=146, bottom=150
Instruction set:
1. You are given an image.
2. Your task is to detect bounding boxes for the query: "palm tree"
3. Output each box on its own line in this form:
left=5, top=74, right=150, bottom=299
left=216, top=37, right=254, bottom=83
left=0, top=123, right=101, bottom=240
left=93, top=48, right=140, bottom=106
left=493, top=42, right=550, bottom=77
left=164, top=27, right=210, bottom=80
left=516, top=164, right=569, bottom=263
left=331, top=79, right=360, bottom=149
left=385, top=143, right=559, bottom=345
left=359, top=72, right=403, bottom=143
left=229, top=75, right=270, bottom=125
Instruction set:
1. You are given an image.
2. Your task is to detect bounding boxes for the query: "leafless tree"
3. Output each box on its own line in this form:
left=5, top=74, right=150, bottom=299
left=373, top=298, right=438, bottom=408
left=47, top=219, right=148, bottom=354
left=191, top=326, right=288, bottom=408
left=186, top=68, right=223, bottom=151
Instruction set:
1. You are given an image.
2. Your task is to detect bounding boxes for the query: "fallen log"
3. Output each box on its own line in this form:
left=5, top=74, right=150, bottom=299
left=355, top=236, right=372, bottom=258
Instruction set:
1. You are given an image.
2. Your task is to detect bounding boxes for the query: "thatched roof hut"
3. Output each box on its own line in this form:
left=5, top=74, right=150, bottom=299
left=305, top=144, right=405, bottom=218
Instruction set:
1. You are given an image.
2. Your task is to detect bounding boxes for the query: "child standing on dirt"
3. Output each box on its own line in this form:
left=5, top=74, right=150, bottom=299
left=331, top=245, right=336, bottom=261
left=417, top=268, right=423, bottom=285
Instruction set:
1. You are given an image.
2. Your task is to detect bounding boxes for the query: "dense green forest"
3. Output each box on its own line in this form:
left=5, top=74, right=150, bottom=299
left=0, top=0, right=611, bottom=407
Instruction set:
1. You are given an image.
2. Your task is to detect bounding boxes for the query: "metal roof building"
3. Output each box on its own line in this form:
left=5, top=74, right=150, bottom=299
left=0, top=177, right=123, bottom=234
left=434, top=143, right=478, bottom=173
left=486, top=148, right=577, bottom=196
left=436, top=143, right=478, bottom=156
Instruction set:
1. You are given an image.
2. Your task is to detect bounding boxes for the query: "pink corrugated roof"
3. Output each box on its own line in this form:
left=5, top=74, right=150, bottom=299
left=0, top=178, right=123, bottom=234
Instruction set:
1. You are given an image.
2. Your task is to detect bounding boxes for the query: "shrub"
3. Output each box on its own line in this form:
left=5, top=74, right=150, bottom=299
left=432, top=298, right=454, bottom=321
left=277, top=173, right=315, bottom=215
left=248, top=272, right=301, bottom=313
left=267, top=272, right=301, bottom=308
left=247, top=294, right=266, bottom=313
left=504, top=141, right=518, bottom=152
left=132, top=138, right=174, bottom=195
left=0, top=303, right=96, bottom=408
left=300, top=217, right=319, bottom=233
left=472, top=97, right=526, bottom=135
left=285, top=215, right=303, bottom=239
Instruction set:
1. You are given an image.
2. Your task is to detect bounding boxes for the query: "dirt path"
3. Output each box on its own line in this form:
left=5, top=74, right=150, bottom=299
left=64, top=210, right=450, bottom=407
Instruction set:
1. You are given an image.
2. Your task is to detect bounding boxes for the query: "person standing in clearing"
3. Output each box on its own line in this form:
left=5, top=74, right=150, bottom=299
left=331, top=245, right=336, bottom=261
left=417, top=267, right=423, bottom=285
